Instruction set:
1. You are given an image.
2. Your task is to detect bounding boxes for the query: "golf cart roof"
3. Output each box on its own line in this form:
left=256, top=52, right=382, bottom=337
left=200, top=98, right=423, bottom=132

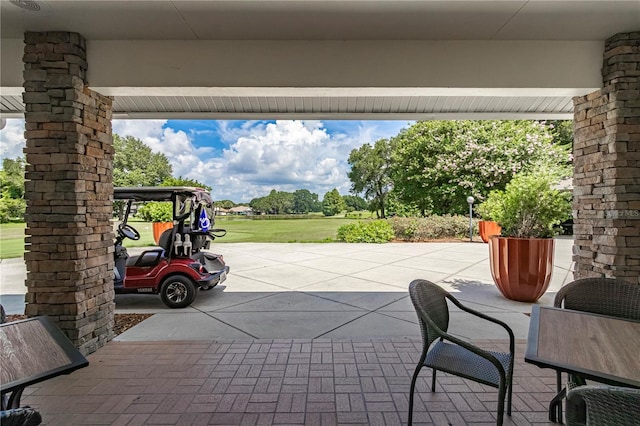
left=114, top=186, right=213, bottom=204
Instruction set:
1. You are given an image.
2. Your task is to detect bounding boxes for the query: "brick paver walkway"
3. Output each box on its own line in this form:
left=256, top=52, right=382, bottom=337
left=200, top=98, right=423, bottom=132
left=23, top=338, right=558, bottom=425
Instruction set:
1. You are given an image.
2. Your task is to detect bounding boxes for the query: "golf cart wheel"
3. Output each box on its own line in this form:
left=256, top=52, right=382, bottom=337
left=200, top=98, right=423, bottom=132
left=160, top=275, right=197, bottom=308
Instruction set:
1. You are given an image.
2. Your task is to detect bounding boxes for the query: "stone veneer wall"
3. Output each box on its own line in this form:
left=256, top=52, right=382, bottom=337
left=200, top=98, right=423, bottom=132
left=22, top=32, right=115, bottom=354
left=572, top=32, right=640, bottom=283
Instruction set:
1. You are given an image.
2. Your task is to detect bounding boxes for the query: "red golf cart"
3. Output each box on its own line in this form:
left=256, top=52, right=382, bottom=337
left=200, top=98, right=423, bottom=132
left=113, top=186, right=229, bottom=308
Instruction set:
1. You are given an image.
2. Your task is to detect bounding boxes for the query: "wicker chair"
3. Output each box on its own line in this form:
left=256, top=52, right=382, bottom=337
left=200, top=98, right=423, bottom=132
left=0, top=407, right=42, bottom=426
left=565, top=385, right=640, bottom=426
left=408, top=279, right=515, bottom=426
left=552, top=278, right=640, bottom=420
left=554, top=278, right=640, bottom=321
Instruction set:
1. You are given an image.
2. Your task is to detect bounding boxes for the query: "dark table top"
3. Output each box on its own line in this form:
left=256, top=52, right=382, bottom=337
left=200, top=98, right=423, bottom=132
left=1, top=316, right=88, bottom=394
left=525, top=305, right=640, bottom=388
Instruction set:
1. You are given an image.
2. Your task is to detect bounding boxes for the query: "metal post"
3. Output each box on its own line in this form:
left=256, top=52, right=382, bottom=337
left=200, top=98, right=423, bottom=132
left=466, top=196, right=475, bottom=242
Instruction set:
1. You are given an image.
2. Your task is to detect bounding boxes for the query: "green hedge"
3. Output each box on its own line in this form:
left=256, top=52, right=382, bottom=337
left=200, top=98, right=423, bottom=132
left=337, top=220, right=394, bottom=243
left=388, top=215, right=477, bottom=241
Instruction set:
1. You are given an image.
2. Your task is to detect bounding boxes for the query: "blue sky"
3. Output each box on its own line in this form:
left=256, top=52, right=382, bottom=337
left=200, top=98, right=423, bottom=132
left=0, top=119, right=412, bottom=203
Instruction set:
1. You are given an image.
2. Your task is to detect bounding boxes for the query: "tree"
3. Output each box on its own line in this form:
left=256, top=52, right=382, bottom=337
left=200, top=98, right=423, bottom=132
left=249, top=190, right=294, bottom=214
left=384, top=190, right=420, bottom=217
left=161, top=176, right=211, bottom=191
left=216, top=200, right=236, bottom=209
left=113, top=135, right=173, bottom=219
left=342, top=195, right=368, bottom=212
left=249, top=196, right=269, bottom=214
left=113, top=135, right=172, bottom=187
left=266, top=190, right=293, bottom=214
left=347, top=138, right=393, bottom=218
left=0, top=158, right=26, bottom=222
left=322, top=188, right=346, bottom=216
left=293, top=189, right=321, bottom=213
left=0, top=158, right=25, bottom=199
left=548, top=120, right=573, bottom=148
left=391, top=120, right=570, bottom=216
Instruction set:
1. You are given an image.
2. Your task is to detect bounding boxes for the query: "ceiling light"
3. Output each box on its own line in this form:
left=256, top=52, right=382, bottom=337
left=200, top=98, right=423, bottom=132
left=9, top=0, right=41, bottom=12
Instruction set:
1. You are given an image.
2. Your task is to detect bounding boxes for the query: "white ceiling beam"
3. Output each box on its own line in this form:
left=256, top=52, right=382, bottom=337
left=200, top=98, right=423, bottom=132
left=82, top=40, right=603, bottom=91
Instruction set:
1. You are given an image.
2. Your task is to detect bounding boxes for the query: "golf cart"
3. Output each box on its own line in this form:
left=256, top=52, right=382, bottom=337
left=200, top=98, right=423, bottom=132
left=113, top=186, right=229, bottom=308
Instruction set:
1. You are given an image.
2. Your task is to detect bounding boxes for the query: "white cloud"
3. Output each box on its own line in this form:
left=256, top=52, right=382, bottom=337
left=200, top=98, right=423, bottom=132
left=221, top=120, right=352, bottom=200
left=112, top=119, right=166, bottom=142
left=215, top=120, right=266, bottom=145
left=0, top=119, right=26, bottom=161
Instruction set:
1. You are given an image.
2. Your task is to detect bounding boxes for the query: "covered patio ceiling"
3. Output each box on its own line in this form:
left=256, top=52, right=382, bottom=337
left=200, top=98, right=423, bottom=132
left=1, top=0, right=638, bottom=120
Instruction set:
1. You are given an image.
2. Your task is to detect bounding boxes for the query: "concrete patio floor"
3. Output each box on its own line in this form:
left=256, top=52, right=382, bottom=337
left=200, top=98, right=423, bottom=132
left=2, top=239, right=574, bottom=424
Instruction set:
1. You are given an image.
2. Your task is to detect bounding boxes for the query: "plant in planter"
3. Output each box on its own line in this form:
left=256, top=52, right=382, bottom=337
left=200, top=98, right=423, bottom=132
left=477, top=169, right=571, bottom=302
left=137, top=202, right=174, bottom=244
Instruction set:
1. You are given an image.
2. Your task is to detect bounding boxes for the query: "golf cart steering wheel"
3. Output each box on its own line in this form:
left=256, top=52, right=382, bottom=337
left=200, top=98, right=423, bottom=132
left=118, top=223, right=140, bottom=241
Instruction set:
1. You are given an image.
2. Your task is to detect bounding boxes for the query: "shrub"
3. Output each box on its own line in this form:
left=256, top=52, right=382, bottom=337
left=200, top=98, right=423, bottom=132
left=0, top=198, right=26, bottom=223
left=337, top=220, right=394, bottom=243
left=136, top=202, right=173, bottom=222
left=388, top=215, right=475, bottom=241
left=345, top=211, right=374, bottom=219
left=477, top=170, right=571, bottom=238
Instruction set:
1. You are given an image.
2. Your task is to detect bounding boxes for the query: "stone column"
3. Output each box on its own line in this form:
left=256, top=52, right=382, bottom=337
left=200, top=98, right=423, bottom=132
left=572, top=32, right=640, bottom=283
left=22, top=31, right=115, bottom=354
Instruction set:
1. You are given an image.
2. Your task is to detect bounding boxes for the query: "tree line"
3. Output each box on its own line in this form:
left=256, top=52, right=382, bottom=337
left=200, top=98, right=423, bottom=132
left=247, top=188, right=367, bottom=216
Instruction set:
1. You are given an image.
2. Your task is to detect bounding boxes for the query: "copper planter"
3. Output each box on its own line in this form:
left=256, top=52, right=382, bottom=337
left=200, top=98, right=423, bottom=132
left=479, top=220, right=502, bottom=243
left=152, top=222, right=173, bottom=245
left=488, top=236, right=554, bottom=302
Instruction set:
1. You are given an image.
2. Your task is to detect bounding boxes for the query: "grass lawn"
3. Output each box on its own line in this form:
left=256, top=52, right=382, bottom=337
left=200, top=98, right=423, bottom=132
left=0, top=223, right=26, bottom=259
left=0, top=217, right=359, bottom=259
left=215, top=217, right=357, bottom=243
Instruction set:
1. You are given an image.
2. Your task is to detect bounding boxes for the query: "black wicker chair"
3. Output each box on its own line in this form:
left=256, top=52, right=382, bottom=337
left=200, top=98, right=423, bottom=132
left=408, top=279, right=515, bottom=426
left=552, top=278, right=640, bottom=420
left=566, top=385, right=640, bottom=426
left=554, top=278, right=640, bottom=321
left=0, top=407, right=42, bottom=426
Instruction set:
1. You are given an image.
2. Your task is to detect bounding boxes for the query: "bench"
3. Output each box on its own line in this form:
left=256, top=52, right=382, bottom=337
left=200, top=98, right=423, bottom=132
left=1, top=316, right=88, bottom=412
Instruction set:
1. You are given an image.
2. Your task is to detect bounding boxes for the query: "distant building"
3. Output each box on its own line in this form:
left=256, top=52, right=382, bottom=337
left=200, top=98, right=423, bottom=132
left=229, top=206, right=253, bottom=215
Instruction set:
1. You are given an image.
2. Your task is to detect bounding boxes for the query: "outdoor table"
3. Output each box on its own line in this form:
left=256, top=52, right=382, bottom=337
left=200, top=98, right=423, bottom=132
left=524, top=305, right=640, bottom=423
left=1, top=316, right=88, bottom=410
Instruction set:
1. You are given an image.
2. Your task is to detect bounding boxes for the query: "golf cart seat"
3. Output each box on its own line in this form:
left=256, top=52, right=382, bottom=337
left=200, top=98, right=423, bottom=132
left=125, top=249, right=165, bottom=267
left=158, top=228, right=176, bottom=252
left=124, top=228, right=173, bottom=267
